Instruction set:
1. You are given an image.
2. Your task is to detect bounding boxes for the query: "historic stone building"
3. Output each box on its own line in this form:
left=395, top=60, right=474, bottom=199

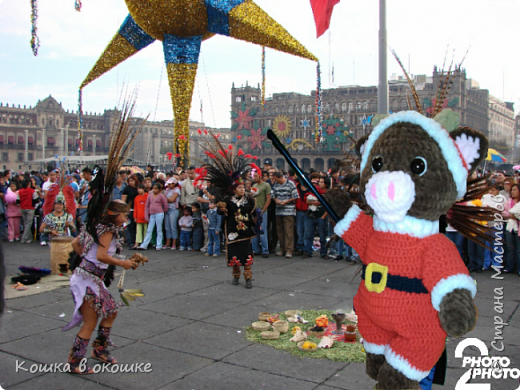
left=231, top=68, right=503, bottom=171
left=0, top=95, right=230, bottom=171
left=488, top=95, right=516, bottom=151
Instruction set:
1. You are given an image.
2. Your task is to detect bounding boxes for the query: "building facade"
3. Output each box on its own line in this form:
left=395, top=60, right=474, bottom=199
left=488, top=95, right=516, bottom=152
left=231, top=68, right=507, bottom=171
left=0, top=95, right=230, bottom=171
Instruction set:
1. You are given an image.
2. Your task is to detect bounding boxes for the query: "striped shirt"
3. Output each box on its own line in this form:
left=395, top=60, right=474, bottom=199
left=271, top=179, right=299, bottom=216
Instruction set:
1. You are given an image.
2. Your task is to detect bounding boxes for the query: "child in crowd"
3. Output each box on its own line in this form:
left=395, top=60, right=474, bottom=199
left=6, top=181, right=21, bottom=242
left=191, top=202, right=204, bottom=251
left=178, top=207, right=193, bottom=251
left=139, top=183, right=168, bottom=250
left=133, top=184, right=148, bottom=249
left=205, top=200, right=222, bottom=257
left=144, top=177, right=153, bottom=193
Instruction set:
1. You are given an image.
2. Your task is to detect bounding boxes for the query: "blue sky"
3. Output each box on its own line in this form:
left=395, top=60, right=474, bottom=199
left=1, top=0, right=519, bottom=128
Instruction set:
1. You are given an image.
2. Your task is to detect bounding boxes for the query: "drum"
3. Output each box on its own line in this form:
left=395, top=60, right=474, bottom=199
left=50, top=236, right=74, bottom=274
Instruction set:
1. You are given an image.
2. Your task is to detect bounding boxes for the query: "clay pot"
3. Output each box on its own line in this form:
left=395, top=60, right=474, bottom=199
left=346, top=324, right=357, bottom=332
left=344, top=331, right=357, bottom=342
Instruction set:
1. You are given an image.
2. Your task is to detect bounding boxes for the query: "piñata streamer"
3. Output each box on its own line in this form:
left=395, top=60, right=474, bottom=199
left=315, top=61, right=323, bottom=142
left=261, top=46, right=265, bottom=110
left=30, top=0, right=40, bottom=56
left=77, top=89, right=83, bottom=152
left=75, top=0, right=82, bottom=11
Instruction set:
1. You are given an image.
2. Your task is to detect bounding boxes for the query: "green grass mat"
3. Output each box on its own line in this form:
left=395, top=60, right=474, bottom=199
left=245, top=309, right=366, bottom=362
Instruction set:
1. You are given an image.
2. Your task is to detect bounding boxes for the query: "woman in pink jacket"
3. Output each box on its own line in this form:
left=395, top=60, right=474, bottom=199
left=138, top=183, right=168, bottom=250
left=6, top=182, right=21, bottom=242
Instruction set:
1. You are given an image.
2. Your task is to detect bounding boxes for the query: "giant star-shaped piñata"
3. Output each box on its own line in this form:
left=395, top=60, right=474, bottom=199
left=79, top=0, right=317, bottom=162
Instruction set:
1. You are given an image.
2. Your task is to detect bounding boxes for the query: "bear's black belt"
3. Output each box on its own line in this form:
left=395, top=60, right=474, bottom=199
left=361, top=263, right=428, bottom=294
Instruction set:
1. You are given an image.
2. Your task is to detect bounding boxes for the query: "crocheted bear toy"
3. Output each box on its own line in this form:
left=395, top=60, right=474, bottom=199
left=324, top=110, right=487, bottom=390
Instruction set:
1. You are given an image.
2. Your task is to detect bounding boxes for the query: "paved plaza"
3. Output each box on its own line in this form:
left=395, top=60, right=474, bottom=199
left=0, top=241, right=519, bottom=390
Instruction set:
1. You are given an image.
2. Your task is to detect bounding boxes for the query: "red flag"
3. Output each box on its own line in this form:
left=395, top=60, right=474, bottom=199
left=310, top=0, right=340, bottom=38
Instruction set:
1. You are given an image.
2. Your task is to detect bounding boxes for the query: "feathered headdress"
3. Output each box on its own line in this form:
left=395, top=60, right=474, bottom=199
left=86, top=93, right=147, bottom=242
left=43, top=170, right=76, bottom=218
left=197, top=131, right=260, bottom=200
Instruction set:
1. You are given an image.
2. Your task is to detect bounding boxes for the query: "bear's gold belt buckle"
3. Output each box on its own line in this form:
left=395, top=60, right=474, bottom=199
left=364, top=263, right=389, bottom=293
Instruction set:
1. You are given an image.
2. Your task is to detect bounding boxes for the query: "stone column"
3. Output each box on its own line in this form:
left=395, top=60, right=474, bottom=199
left=64, top=125, right=69, bottom=157
left=42, top=128, right=46, bottom=159
left=93, top=134, right=96, bottom=156
left=60, top=128, right=64, bottom=157
left=24, top=129, right=28, bottom=163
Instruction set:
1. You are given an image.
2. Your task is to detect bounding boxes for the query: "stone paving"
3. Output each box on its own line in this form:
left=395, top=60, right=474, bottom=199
left=0, top=241, right=519, bottom=390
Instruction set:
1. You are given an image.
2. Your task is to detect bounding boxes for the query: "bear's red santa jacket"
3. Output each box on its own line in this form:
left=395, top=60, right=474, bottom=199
left=336, top=204, right=476, bottom=381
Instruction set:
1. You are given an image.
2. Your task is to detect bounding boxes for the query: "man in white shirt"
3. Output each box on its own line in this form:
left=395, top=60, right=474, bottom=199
left=180, top=167, right=198, bottom=208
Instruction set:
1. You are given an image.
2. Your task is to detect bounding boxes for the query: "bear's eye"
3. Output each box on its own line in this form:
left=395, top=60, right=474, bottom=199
left=371, top=156, right=383, bottom=173
left=410, top=157, right=427, bottom=176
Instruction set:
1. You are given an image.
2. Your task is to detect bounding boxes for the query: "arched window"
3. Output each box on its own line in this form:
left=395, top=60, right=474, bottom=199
left=356, top=101, right=362, bottom=111
left=302, top=104, right=306, bottom=113
left=275, top=106, right=279, bottom=114
left=307, top=105, right=313, bottom=114
left=370, top=101, right=377, bottom=111
left=335, top=102, right=340, bottom=112
left=392, top=100, right=399, bottom=111
left=363, top=101, right=369, bottom=110
left=295, top=105, right=299, bottom=113
left=348, top=102, right=353, bottom=112
left=288, top=105, right=293, bottom=114
left=400, top=100, right=408, bottom=110
left=236, top=96, right=242, bottom=103
left=341, top=103, right=347, bottom=112
left=281, top=106, right=286, bottom=114
left=325, top=103, right=330, bottom=113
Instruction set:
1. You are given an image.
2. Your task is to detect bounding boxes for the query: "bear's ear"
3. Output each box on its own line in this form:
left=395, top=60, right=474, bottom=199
left=450, top=127, right=489, bottom=174
left=355, top=135, right=370, bottom=158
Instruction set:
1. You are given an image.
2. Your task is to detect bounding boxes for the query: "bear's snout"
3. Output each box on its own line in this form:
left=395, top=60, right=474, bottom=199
left=365, top=171, right=415, bottom=223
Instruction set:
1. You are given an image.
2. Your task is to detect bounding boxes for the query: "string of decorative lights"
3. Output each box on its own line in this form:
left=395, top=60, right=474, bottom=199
left=315, top=62, right=323, bottom=142
left=261, top=46, right=266, bottom=110
left=30, top=0, right=40, bottom=56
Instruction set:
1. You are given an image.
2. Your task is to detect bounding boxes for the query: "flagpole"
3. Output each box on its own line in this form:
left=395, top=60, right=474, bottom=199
left=377, top=0, right=388, bottom=114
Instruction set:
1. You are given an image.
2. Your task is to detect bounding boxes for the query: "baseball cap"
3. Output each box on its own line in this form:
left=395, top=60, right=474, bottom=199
left=263, top=158, right=273, bottom=165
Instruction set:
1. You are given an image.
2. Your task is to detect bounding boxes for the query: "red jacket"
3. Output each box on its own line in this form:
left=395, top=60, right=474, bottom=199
left=295, top=184, right=310, bottom=212
left=133, top=193, right=148, bottom=224
left=302, top=185, right=326, bottom=207
left=18, top=187, right=36, bottom=210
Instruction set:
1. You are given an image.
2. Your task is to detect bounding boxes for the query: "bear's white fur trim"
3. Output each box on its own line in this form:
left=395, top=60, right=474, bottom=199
left=385, top=346, right=431, bottom=382
left=363, top=341, right=385, bottom=355
left=373, top=215, right=439, bottom=238
left=360, top=111, right=469, bottom=199
left=333, top=204, right=362, bottom=237
left=431, top=274, right=477, bottom=312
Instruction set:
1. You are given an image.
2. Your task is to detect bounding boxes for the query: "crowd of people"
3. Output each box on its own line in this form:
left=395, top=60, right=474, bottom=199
left=1, top=162, right=520, bottom=278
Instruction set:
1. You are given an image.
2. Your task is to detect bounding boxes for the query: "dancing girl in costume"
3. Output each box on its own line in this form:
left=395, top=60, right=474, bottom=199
left=62, top=96, right=147, bottom=374
left=63, top=200, right=136, bottom=373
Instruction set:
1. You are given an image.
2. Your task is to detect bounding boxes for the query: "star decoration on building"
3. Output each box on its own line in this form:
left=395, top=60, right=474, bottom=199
left=235, top=108, right=253, bottom=130
left=247, top=128, right=266, bottom=150
left=78, top=0, right=317, bottom=161
left=300, top=117, right=311, bottom=130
